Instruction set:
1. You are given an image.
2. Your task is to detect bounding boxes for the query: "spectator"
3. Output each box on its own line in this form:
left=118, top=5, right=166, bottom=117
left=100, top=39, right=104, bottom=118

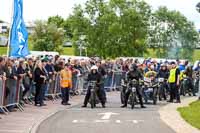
left=60, top=63, right=72, bottom=105
left=34, top=60, right=47, bottom=106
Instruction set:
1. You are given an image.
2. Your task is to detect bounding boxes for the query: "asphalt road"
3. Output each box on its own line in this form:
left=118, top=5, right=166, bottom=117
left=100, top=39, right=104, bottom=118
left=36, top=92, right=175, bottom=133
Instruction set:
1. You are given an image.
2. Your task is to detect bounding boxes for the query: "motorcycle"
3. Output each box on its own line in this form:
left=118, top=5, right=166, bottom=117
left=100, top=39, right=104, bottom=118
left=181, top=77, right=193, bottom=96
left=143, top=77, right=159, bottom=105
left=127, top=79, right=138, bottom=109
left=88, top=81, right=100, bottom=109
left=158, top=78, right=168, bottom=101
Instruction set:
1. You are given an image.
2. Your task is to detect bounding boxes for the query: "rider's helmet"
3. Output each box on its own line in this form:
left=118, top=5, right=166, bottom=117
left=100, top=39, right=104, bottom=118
left=91, top=65, right=98, bottom=70
left=91, top=65, right=98, bottom=74
left=160, top=63, right=167, bottom=69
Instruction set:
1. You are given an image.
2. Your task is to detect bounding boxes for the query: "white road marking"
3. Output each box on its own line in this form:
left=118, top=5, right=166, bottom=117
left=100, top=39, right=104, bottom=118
left=72, top=119, right=144, bottom=124
left=72, top=120, right=86, bottom=123
left=72, top=120, right=78, bottom=123
left=133, top=120, right=138, bottom=124
left=127, top=120, right=144, bottom=124
left=0, top=129, right=24, bottom=133
left=116, top=120, right=121, bottom=123
left=98, top=112, right=119, bottom=120
left=95, top=120, right=110, bottom=123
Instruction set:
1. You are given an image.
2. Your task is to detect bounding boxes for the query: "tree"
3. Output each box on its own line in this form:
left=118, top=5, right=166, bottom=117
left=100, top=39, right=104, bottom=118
left=31, top=20, right=65, bottom=53
left=65, top=0, right=151, bottom=58
left=148, top=7, right=199, bottom=60
left=47, top=15, right=64, bottom=28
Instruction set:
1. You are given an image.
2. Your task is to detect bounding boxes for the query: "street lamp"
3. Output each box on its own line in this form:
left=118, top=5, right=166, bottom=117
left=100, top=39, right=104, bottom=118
left=79, top=35, right=86, bottom=56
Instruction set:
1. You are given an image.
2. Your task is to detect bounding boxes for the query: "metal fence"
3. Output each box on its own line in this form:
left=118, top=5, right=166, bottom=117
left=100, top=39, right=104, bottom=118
left=0, top=78, right=24, bottom=114
left=104, top=71, right=125, bottom=91
left=0, top=79, right=8, bottom=114
left=45, top=73, right=62, bottom=101
left=0, top=70, right=126, bottom=115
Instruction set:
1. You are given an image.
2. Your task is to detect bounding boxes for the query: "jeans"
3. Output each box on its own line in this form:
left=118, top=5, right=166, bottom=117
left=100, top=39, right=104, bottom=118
left=72, top=76, right=78, bottom=93
left=61, top=88, right=70, bottom=104
left=169, top=83, right=180, bottom=102
left=35, top=83, right=45, bottom=105
left=44, top=83, right=49, bottom=96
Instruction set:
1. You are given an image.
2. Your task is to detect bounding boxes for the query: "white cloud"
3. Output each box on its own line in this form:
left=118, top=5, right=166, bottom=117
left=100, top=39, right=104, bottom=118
left=0, top=0, right=200, bottom=29
left=0, top=0, right=87, bottom=22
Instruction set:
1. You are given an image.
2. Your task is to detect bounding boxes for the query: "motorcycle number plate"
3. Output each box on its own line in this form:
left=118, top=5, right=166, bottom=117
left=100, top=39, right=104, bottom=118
left=158, top=78, right=164, bottom=82
left=132, top=87, right=136, bottom=92
left=148, top=88, right=153, bottom=91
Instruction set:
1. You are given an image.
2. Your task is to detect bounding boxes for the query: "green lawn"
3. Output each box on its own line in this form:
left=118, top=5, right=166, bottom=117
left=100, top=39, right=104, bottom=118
left=193, top=49, right=200, bottom=61
left=63, top=47, right=74, bottom=55
left=0, top=46, right=75, bottom=56
left=0, top=47, right=7, bottom=55
left=177, top=100, right=200, bottom=130
left=0, top=46, right=200, bottom=60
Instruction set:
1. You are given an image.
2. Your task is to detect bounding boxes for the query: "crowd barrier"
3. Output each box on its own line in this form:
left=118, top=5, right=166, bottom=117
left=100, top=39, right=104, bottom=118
left=5, top=79, right=24, bottom=111
left=1, top=69, right=199, bottom=116
left=0, top=78, right=24, bottom=114
left=45, top=73, right=62, bottom=101
left=0, top=70, right=137, bottom=118
left=104, top=71, right=125, bottom=91
left=78, top=73, right=89, bottom=95
left=0, top=79, right=8, bottom=114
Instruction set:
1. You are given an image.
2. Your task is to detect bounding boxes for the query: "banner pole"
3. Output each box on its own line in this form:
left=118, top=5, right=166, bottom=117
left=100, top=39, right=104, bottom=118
left=7, top=0, right=14, bottom=57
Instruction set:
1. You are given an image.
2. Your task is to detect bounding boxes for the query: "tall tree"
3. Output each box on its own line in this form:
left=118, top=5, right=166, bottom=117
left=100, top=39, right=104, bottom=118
left=65, top=0, right=151, bottom=58
left=148, top=7, right=199, bottom=60
left=31, top=20, right=65, bottom=53
left=47, top=15, right=64, bottom=28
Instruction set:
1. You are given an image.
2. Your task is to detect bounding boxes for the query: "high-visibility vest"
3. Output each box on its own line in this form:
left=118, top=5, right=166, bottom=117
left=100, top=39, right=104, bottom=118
left=169, top=68, right=177, bottom=83
left=60, top=70, right=72, bottom=88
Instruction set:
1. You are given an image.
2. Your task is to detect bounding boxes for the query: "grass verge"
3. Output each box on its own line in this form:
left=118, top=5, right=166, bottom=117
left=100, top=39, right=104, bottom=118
left=177, top=100, right=200, bottom=130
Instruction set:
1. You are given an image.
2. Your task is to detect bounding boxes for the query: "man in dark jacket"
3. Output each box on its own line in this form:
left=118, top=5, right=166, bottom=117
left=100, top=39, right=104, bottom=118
left=121, top=64, right=146, bottom=108
left=185, top=66, right=196, bottom=96
left=157, top=64, right=169, bottom=100
left=82, top=65, right=105, bottom=108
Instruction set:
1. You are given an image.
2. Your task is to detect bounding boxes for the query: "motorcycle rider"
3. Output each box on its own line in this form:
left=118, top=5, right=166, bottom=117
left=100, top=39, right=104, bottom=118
left=157, top=64, right=169, bottom=100
left=184, top=65, right=196, bottom=96
left=121, top=64, right=146, bottom=108
left=82, top=65, right=106, bottom=108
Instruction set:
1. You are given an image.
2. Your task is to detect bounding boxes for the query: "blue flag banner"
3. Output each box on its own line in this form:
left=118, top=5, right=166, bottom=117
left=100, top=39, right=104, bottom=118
left=9, top=0, right=29, bottom=57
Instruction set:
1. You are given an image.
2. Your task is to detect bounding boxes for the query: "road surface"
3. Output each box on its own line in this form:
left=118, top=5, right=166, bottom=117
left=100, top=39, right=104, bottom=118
left=36, top=92, right=175, bottom=133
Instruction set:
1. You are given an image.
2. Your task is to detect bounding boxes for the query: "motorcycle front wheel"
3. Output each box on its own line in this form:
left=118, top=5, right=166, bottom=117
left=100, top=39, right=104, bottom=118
left=90, top=91, right=96, bottom=109
left=130, top=92, right=136, bottom=109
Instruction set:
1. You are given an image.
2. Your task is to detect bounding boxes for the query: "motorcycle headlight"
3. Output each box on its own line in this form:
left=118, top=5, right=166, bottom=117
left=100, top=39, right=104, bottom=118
left=132, top=87, right=136, bottom=92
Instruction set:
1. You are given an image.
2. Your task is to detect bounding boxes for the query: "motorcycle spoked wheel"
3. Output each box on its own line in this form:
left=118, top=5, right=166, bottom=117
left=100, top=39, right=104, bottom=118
left=153, top=88, right=158, bottom=105
left=90, top=91, right=96, bottom=109
left=130, top=92, right=136, bottom=109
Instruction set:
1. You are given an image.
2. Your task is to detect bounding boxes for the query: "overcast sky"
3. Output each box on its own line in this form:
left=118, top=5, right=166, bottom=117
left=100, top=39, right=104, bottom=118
left=0, top=0, right=200, bottom=29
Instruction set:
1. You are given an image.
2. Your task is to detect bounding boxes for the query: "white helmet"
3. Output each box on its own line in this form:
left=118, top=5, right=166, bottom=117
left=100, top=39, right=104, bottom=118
left=91, top=65, right=98, bottom=70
